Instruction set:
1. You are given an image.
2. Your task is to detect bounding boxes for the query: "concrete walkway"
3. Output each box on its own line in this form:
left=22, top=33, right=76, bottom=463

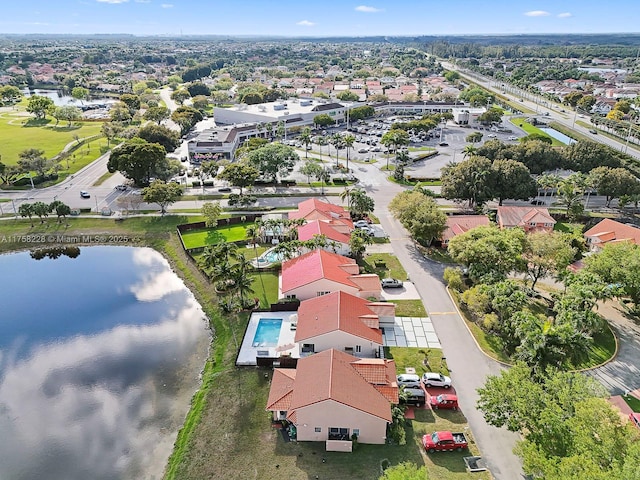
left=383, top=316, right=441, bottom=348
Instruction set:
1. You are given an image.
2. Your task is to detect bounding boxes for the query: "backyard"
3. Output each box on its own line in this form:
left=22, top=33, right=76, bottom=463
left=180, top=222, right=251, bottom=249
left=361, top=253, right=408, bottom=281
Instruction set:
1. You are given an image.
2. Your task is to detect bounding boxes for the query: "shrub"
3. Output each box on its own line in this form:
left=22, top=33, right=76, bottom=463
left=482, top=312, right=499, bottom=331
left=460, top=284, right=491, bottom=321
left=203, top=180, right=214, bottom=186
left=191, top=180, right=201, bottom=187
left=444, top=267, right=465, bottom=292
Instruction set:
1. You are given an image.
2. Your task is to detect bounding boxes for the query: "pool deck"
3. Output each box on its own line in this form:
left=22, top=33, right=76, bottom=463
left=236, top=311, right=299, bottom=366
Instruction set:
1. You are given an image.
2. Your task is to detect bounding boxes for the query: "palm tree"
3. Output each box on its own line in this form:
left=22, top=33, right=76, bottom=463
left=343, top=134, right=355, bottom=171
left=462, top=144, right=478, bottom=159
left=18, top=203, right=35, bottom=227
left=331, top=134, right=345, bottom=168
left=300, top=127, right=312, bottom=158
left=233, top=269, right=255, bottom=307
left=340, top=186, right=354, bottom=209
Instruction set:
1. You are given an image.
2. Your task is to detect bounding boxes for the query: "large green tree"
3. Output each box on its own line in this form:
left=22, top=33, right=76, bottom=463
left=136, top=124, right=180, bottom=153
left=441, top=155, right=497, bottom=208
left=389, top=190, right=447, bottom=246
left=245, top=143, right=299, bottom=183
left=522, top=231, right=577, bottom=289
left=143, top=106, right=170, bottom=125
left=585, top=241, right=640, bottom=313
left=107, top=139, right=168, bottom=186
left=142, top=180, right=183, bottom=215
left=26, top=95, right=54, bottom=120
left=448, top=225, right=525, bottom=282
left=217, top=162, right=259, bottom=194
left=492, top=159, right=537, bottom=205
left=18, top=148, right=52, bottom=177
left=589, top=166, right=640, bottom=207
left=313, top=113, right=335, bottom=128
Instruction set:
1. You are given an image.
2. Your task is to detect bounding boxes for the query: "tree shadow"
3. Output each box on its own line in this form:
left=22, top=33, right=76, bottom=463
left=204, top=229, right=225, bottom=245
left=22, top=118, right=52, bottom=128
left=48, top=124, right=82, bottom=132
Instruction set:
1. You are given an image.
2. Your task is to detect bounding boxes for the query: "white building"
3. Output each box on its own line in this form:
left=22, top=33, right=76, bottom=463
left=451, top=107, right=486, bottom=125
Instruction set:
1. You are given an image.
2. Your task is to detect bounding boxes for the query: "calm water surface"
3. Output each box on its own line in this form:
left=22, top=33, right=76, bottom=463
left=0, top=246, right=209, bottom=480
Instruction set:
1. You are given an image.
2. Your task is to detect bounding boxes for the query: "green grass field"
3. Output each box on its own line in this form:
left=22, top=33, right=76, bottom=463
left=361, top=253, right=408, bottom=280
left=385, top=346, right=449, bottom=377
left=509, top=117, right=564, bottom=146
left=180, top=223, right=250, bottom=249
left=390, top=299, right=428, bottom=317
left=0, top=109, right=104, bottom=164
left=250, top=271, right=280, bottom=308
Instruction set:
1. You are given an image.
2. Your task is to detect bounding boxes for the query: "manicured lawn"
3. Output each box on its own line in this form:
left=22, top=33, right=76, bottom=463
left=0, top=109, right=103, bottom=165
left=390, top=299, right=428, bottom=317
left=623, top=394, right=640, bottom=412
left=385, top=346, right=449, bottom=377
left=180, top=223, right=250, bottom=249
left=250, top=271, right=279, bottom=308
left=361, top=253, right=408, bottom=280
left=554, top=221, right=584, bottom=235
left=572, top=324, right=617, bottom=370
left=509, top=117, right=563, bottom=146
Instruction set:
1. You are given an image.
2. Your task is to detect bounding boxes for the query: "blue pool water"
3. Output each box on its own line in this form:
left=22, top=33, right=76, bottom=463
left=253, top=318, right=283, bottom=347
left=257, top=249, right=285, bottom=264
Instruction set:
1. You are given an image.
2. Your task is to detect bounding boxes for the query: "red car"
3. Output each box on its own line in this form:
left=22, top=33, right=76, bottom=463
left=422, top=431, right=468, bottom=453
left=630, top=413, right=640, bottom=429
left=430, top=394, right=459, bottom=410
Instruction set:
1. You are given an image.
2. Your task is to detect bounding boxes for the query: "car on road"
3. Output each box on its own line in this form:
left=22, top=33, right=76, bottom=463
left=508, top=136, right=518, bottom=141
left=422, top=372, right=452, bottom=388
left=430, top=394, right=459, bottom=410
left=397, top=374, right=422, bottom=389
left=353, top=220, right=371, bottom=228
left=114, top=184, right=128, bottom=191
left=487, top=133, right=497, bottom=138
left=80, top=191, right=90, bottom=198
left=381, top=278, right=403, bottom=289
left=438, top=142, right=449, bottom=147
left=589, top=129, right=598, bottom=134
left=218, top=187, right=232, bottom=192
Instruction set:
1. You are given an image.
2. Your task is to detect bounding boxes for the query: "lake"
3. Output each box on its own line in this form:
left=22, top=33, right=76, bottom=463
left=0, top=246, right=209, bottom=480
left=539, top=127, right=576, bottom=145
left=21, top=88, right=116, bottom=107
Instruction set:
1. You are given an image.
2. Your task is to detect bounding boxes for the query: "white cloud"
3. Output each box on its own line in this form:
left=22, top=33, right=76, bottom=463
left=355, top=5, right=384, bottom=13
left=161, top=3, right=173, bottom=7
left=525, top=10, right=550, bottom=17
left=96, top=0, right=129, bottom=4
left=296, top=20, right=315, bottom=26
left=135, top=0, right=151, bottom=2
left=558, top=12, right=573, bottom=18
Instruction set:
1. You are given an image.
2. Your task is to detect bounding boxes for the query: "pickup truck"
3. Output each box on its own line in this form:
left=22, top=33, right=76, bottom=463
left=422, top=431, right=468, bottom=453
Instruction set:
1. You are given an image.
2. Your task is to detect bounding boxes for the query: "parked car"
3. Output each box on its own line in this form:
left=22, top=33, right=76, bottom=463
left=381, top=278, right=403, bottom=289
left=508, top=136, right=518, bottom=141
left=80, top=190, right=90, bottom=198
left=487, top=133, right=497, bottom=138
left=422, top=431, right=468, bottom=453
left=218, top=187, right=232, bottom=192
left=114, top=184, right=128, bottom=191
left=357, top=225, right=375, bottom=236
left=397, top=374, right=422, bottom=389
left=402, top=387, right=426, bottom=407
left=357, top=148, right=369, bottom=154
left=438, top=142, right=449, bottom=147
left=353, top=220, right=371, bottom=228
left=630, top=413, right=640, bottom=430
left=430, top=394, right=459, bottom=410
left=422, top=372, right=452, bottom=388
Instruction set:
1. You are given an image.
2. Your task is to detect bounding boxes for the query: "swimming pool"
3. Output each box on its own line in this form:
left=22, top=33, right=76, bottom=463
left=256, top=248, right=285, bottom=265
left=252, top=318, right=282, bottom=347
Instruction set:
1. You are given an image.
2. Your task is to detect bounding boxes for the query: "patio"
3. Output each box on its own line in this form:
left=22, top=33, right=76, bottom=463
left=382, top=316, right=441, bottom=348
left=236, top=311, right=300, bottom=366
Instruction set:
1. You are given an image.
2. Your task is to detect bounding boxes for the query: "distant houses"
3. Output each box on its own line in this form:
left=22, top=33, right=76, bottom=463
left=584, top=218, right=640, bottom=251
left=496, top=206, right=556, bottom=233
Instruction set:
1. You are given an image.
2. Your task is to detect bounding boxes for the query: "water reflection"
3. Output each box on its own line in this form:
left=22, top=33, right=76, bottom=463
left=0, top=247, right=209, bottom=480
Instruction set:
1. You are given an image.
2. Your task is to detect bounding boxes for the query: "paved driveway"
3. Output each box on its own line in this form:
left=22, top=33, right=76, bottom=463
left=380, top=282, right=421, bottom=300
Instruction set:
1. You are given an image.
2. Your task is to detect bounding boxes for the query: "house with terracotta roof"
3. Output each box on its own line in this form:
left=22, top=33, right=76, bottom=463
left=289, top=198, right=353, bottom=232
left=496, top=206, right=556, bottom=233
left=280, top=250, right=381, bottom=301
left=584, top=218, right=640, bottom=251
left=295, top=291, right=394, bottom=358
left=441, top=215, right=491, bottom=247
left=266, top=349, right=398, bottom=447
left=297, top=219, right=351, bottom=256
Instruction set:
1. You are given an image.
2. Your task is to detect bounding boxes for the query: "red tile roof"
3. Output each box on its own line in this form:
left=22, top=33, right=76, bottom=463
left=281, top=249, right=361, bottom=292
left=280, top=349, right=396, bottom=422
left=297, top=219, right=351, bottom=244
left=265, top=368, right=297, bottom=411
left=497, top=206, right=555, bottom=228
left=584, top=219, right=640, bottom=247
left=441, top=215, right=490, bottom=243
left=289, top=199, right=353, bottom=228
left=294, top=291, right=383, bottom=343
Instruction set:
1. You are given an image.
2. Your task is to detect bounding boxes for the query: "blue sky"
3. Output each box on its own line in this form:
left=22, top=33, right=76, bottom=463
left=4, top=0, right=640, bottom=36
